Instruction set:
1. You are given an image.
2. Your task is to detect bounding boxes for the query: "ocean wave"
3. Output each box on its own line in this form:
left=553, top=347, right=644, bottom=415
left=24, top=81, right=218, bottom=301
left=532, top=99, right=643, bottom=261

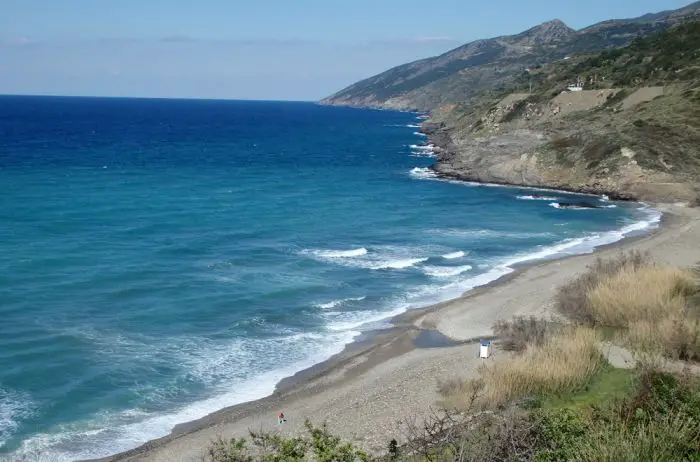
left=409, top=167, right=438, bottom=180
left=324, top=306, right=408, bottom=332
left=406, top=124, right=421, bottom=128
left=314, top=296, right=366, bottom=310
left=413, top=131, right=427, bottom=137
left=442, top=251, right=466, bottom=259
left=516, top=195, right=559, bottom=201
left=304, top=247, right=367, bottom=258
left=302, top=245, right=431, bottom=271
left=422, top=265, right=473, bottom=278
left=431, top=228, right=554, bottom=240
left=410, top=144, right=435, bottom=151
left=8, top=329, right=358, bottom=461
left=549, top=202, right=596, bottom=210
left=373, top=257, right=428, bottom=270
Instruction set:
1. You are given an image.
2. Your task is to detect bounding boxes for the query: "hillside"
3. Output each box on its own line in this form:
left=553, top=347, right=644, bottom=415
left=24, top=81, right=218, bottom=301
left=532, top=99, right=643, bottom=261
left=427, top=20, right=700, bottom=202
left=321, top=2, right=700, bottom=111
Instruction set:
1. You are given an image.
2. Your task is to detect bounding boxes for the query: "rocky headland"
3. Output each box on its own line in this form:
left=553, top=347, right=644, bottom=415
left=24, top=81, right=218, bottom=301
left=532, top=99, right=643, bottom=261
left=323, top=3, right=700, bottom=203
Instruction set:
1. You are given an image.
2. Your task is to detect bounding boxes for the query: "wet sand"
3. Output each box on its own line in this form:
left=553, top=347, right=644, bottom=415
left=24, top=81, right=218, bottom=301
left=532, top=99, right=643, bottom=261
left=100, top=204, right=700, bottom=462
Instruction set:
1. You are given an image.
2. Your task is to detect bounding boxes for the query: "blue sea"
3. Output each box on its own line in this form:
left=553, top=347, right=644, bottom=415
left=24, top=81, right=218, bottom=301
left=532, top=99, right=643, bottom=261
left=0, top=96, right=659, bottom=460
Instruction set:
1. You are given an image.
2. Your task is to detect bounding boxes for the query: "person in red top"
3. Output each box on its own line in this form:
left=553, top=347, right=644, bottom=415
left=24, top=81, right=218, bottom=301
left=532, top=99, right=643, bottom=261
left=278, top=412, right=286, bottom=424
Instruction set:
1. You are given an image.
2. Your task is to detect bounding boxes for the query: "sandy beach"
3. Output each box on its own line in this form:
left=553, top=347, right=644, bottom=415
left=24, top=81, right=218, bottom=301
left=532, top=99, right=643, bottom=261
left=101, top=203, right=700, bottom=462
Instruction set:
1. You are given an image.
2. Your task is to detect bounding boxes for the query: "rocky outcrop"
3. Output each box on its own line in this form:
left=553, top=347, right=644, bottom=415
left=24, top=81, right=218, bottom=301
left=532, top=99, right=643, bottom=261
left=424, top=108, right=698, bottom=203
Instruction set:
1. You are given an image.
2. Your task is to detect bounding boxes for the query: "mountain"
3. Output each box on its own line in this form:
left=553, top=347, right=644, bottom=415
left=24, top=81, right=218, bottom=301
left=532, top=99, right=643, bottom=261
left=321, top=2, right=700, bottom=111
left=425, top=19, right=700, bottom=202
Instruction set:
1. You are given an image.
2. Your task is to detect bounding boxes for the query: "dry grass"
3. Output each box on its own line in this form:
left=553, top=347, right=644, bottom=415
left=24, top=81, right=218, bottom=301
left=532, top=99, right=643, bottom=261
left=443, top=327, right=603, bottom=410
left=558, top=252, right=700, bottom=361
left=628, top=316, right=700, bottom=361
left=587, top=265, right=696, bottom=327
left=556, top=250, right=651, bottom=325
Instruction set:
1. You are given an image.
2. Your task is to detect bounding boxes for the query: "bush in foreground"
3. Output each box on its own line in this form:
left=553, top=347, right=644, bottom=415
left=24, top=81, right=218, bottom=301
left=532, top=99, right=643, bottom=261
left=207, top=420, right=369, bottom=462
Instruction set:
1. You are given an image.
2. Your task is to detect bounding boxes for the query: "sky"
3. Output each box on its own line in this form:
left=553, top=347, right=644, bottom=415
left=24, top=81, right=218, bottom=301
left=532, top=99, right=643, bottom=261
left=0, top=0, right=694, bottom=100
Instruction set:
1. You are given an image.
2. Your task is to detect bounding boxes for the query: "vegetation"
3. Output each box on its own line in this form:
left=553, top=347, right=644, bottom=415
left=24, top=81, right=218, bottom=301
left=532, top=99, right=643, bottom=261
left=557, top=251, right=700, bottom=361
left=207, top=420, right=369, bottom=462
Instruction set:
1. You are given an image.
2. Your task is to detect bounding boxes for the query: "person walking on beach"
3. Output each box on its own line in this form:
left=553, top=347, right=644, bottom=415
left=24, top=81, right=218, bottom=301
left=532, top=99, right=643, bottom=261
left=278, top=412, right=286, bottom=425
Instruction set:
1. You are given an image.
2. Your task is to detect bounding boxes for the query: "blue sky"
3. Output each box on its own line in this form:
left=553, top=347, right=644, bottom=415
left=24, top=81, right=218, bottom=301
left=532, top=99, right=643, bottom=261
left=0, top=0, right=693, bottom=100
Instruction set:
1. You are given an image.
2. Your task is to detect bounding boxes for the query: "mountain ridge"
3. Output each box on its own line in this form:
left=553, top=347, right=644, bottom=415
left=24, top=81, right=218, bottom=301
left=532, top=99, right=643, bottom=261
left=321, top=2, right=700, bottom=111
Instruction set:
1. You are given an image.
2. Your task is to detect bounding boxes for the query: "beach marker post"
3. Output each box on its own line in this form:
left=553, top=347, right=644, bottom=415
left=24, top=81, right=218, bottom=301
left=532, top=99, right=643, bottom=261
left=479, top=340, right=491, bottom=359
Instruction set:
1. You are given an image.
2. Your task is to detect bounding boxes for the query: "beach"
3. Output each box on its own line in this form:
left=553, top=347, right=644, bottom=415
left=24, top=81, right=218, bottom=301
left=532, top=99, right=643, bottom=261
left=98, top=202, right=700, bottom=462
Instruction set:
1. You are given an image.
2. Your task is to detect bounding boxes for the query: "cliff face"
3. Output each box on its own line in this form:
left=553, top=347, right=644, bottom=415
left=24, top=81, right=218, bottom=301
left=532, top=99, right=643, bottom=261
left=321, top=2, right=700, bottom=112
left=424, top=21, right=700, bottom=203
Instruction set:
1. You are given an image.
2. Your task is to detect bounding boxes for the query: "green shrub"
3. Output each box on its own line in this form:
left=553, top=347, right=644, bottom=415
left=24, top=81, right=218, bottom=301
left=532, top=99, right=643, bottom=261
left=207, top=420, right=368, bottom=462
left=533, top=408, right=588, bottom=461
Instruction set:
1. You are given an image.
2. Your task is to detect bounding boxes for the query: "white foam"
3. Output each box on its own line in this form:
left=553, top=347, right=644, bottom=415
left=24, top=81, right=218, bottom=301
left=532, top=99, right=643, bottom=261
left=410, top=144, right=435, bottom=151
left=373, top=258, right=428, bottom=270
left=325, top=306, right=409, bottom=332
left=0, top=387, right=35, bottom=449
left=314, top=297, right=366, bottom=310
left=517, top=195, right=559, bottom=201
left=303, top=245, right=433, bottom=272
left=422, top=265, right=473, bottom=278
left=406, top=124, right=422, bottom=128
left=442, top=251, right=466, bottom=260
left=409, top=167, right=438, bottom=180
left=549, top=202, right=599, bottom=210
left=413, top=131, right=428, bottom=137
left=305, top=247, right=367, bottom=258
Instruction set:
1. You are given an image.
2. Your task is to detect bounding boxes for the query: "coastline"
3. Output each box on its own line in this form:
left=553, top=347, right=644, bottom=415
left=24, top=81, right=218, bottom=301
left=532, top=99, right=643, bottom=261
left=95, top=202, right=700, bottom=462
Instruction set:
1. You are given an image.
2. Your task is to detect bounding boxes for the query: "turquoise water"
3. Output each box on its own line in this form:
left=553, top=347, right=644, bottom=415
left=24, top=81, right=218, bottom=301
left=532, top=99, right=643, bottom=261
left=0, top=96, right=659, bottom=460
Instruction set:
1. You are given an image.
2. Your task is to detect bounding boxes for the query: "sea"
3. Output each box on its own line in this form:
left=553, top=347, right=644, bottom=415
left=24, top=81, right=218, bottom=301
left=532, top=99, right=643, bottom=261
left=0, top=96, right=660, bottom=460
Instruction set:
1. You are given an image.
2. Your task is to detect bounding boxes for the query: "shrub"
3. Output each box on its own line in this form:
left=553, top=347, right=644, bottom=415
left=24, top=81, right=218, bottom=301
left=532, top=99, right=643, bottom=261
left=575, top=367, right=700, bottom=461
left=208, top=437, right=253, bottom=462
left=443, top=327, right=604, bottom=410
left=575, top=413, right=700, bottom=462
left=400, top=409, right=544, bottom=462
left=492, top=316, right=560, bottom=352
left=533, top=408, right=589, bottom=461
left=206, top=420, right=369, bottom=462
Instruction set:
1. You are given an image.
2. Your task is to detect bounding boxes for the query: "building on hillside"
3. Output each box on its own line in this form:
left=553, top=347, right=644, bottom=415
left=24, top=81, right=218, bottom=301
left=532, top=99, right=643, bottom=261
left=567, top=78, right=584, bottom=92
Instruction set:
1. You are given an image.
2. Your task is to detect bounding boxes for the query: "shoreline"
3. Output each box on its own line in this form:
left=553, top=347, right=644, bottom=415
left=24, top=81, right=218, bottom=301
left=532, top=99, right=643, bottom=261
left=92, top=200, right=698, bottom=462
